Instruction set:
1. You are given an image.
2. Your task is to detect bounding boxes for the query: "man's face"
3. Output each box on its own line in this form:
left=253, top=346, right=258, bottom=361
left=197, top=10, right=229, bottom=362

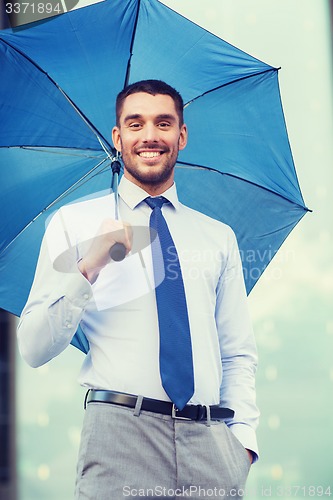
left=112, top=92, right=187, bottom=192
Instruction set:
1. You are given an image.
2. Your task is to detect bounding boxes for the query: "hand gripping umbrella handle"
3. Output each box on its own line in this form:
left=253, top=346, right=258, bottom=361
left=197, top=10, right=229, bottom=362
left=110, top=158, right=126, bottom=262
left=110, top=241, right=126, bottom=262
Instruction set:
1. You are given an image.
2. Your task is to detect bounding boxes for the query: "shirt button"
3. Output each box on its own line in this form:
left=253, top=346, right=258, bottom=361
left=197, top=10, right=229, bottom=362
left=65, top=321, right=72, bottom=328
left=83, top=293, right=89, bottom=300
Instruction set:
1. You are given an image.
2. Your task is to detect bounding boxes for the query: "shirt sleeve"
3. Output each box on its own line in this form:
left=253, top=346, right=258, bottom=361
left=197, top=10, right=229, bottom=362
left=17, top=209, right=93, bottom=368
left=216, top=227, right=260, bottom=461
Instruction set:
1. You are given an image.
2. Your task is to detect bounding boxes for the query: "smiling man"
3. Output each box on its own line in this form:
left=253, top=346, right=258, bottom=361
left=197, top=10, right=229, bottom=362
left=113, top=91, right=187, bottom=192
left=18, top=80, right=259, bottom=499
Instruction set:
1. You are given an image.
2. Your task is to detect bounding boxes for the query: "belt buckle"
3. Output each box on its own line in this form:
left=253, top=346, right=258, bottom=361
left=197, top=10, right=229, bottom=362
left=171, top=404, right=191, bottom=421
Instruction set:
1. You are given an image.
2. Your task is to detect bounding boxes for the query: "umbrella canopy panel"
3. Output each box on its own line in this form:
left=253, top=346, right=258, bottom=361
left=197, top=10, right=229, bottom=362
left=0, top=0, right=138, bottom=144
left=0, top=0, right=309, bottom=353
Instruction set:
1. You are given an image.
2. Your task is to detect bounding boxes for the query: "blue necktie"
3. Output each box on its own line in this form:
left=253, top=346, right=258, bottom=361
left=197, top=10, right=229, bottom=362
left=145, top=196, right=194, bottom=410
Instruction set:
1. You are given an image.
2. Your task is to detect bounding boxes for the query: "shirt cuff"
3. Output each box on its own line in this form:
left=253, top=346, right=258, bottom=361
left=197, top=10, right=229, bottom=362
left=56, top=268, right=93, bottom=309
left=228, top=423, right=259, bottom=463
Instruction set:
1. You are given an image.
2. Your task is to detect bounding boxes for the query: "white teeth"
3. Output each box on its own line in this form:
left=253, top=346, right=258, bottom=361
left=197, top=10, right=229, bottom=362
left=138, top=151, right=161, bottom=158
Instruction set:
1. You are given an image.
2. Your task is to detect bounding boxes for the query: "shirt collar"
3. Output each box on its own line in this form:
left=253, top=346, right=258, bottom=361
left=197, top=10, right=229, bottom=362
left=118, top=176, right=180, bottom=210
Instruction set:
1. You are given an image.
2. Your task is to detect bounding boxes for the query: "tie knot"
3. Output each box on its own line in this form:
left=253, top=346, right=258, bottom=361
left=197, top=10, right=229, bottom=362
left=145, top=196, right=168, bottom=210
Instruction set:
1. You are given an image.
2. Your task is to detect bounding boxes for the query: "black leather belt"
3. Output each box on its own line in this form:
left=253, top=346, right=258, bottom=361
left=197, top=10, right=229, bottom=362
left=85, top=390, right=234, bottom=421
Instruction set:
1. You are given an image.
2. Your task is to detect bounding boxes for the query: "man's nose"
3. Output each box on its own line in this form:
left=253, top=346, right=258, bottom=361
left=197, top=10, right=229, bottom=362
left=142, top=123, right=159, bottom=142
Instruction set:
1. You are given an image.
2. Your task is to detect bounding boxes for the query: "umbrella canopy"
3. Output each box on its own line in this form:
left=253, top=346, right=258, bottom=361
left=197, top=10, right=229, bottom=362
left=0, top=0, right=309, bottom=352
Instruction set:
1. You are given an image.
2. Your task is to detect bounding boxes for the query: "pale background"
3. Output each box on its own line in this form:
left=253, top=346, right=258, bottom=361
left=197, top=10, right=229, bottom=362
left=15, top=1, right=333, bottom=498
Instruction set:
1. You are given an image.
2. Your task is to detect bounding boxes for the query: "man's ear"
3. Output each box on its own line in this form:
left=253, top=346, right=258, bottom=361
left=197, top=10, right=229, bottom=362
left=178, top=123, right=188, bottom=151
left=112, top=126, right=122, bottom=152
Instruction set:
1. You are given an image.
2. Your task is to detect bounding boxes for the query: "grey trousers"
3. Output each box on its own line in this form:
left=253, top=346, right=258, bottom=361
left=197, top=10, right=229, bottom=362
left=75, top=401, right=251, bottom=499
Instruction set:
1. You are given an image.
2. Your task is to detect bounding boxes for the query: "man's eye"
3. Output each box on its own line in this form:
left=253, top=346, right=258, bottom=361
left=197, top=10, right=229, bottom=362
left=158, top=122, right=170, bottom=128
left=129, top=123, right=142, bottom=129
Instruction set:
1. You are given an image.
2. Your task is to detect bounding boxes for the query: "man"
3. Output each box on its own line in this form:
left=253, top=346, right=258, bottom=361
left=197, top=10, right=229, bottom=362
left=18, top=80, right=259, bottom=499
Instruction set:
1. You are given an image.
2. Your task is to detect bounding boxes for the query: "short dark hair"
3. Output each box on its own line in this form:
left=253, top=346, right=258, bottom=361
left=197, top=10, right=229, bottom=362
left=115, top=79, right=184, bottom=126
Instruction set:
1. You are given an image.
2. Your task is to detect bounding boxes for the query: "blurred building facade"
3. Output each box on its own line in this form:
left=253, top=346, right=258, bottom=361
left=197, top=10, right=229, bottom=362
left=0, top=310, right=16, bottom=500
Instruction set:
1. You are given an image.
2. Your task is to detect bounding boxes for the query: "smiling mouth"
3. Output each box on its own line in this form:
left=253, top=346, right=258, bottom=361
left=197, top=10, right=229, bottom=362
left=138, top=151, right=163, bottom=158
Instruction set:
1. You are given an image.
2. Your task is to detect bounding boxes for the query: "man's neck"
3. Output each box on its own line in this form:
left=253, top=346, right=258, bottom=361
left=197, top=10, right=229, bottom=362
left=123, top=172, right=174, bottom=196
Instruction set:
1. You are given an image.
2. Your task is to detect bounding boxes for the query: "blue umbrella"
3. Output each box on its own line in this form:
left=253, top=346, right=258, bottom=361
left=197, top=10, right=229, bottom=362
left=0, top=0, right=309, bottom=352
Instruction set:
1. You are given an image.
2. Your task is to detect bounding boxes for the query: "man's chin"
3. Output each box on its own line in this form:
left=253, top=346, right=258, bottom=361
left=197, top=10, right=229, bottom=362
left=126, top=164, right=174, bottom=186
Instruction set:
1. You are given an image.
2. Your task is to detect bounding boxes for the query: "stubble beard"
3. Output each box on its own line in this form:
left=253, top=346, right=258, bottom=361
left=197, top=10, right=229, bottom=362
left=121, top=144, right=179, bottom=191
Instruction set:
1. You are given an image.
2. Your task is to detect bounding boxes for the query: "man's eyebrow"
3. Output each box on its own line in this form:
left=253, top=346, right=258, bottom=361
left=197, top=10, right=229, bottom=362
left=123, top=114, right=142, bottom=122
left=155, top=114, right=177, bottom=122
left=123, top=113, right=177, bottom=122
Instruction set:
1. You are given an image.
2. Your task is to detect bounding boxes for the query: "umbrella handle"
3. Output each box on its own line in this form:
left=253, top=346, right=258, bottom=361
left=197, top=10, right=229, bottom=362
left=110, top=158, right=126, bottom=262
left=110, top=242, right=127, bottom=262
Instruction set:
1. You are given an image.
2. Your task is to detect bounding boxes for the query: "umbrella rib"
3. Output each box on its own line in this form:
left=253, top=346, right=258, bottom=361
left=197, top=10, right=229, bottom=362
left=184, top=67, right=280, bottom=108
left=123, top=0, right=141, bottom=89
left=0, top=157, right=110, bottom=258
left=0, top=37, right=116, bottom=156
left=56, top=87, right=115, bottom=159
left=175, top=161, right=311, bottom=212
left=1, top=146, right=106, bottom=159
left=247, top=207, right=308, bottom=294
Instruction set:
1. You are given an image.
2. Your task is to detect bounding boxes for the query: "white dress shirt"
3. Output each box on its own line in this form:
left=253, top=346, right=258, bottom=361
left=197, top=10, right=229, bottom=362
left=17, top=176, right=259, bottom=457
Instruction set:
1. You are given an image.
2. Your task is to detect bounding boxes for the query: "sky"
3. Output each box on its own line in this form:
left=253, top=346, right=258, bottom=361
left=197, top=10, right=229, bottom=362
left=156, top=1, right=333, bottom=337
left=10, top=1, right=333, bottom=498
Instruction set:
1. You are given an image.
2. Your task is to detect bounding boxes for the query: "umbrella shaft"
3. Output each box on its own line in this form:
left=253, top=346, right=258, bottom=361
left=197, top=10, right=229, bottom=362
left=112, top=171, right=120, bottom=220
